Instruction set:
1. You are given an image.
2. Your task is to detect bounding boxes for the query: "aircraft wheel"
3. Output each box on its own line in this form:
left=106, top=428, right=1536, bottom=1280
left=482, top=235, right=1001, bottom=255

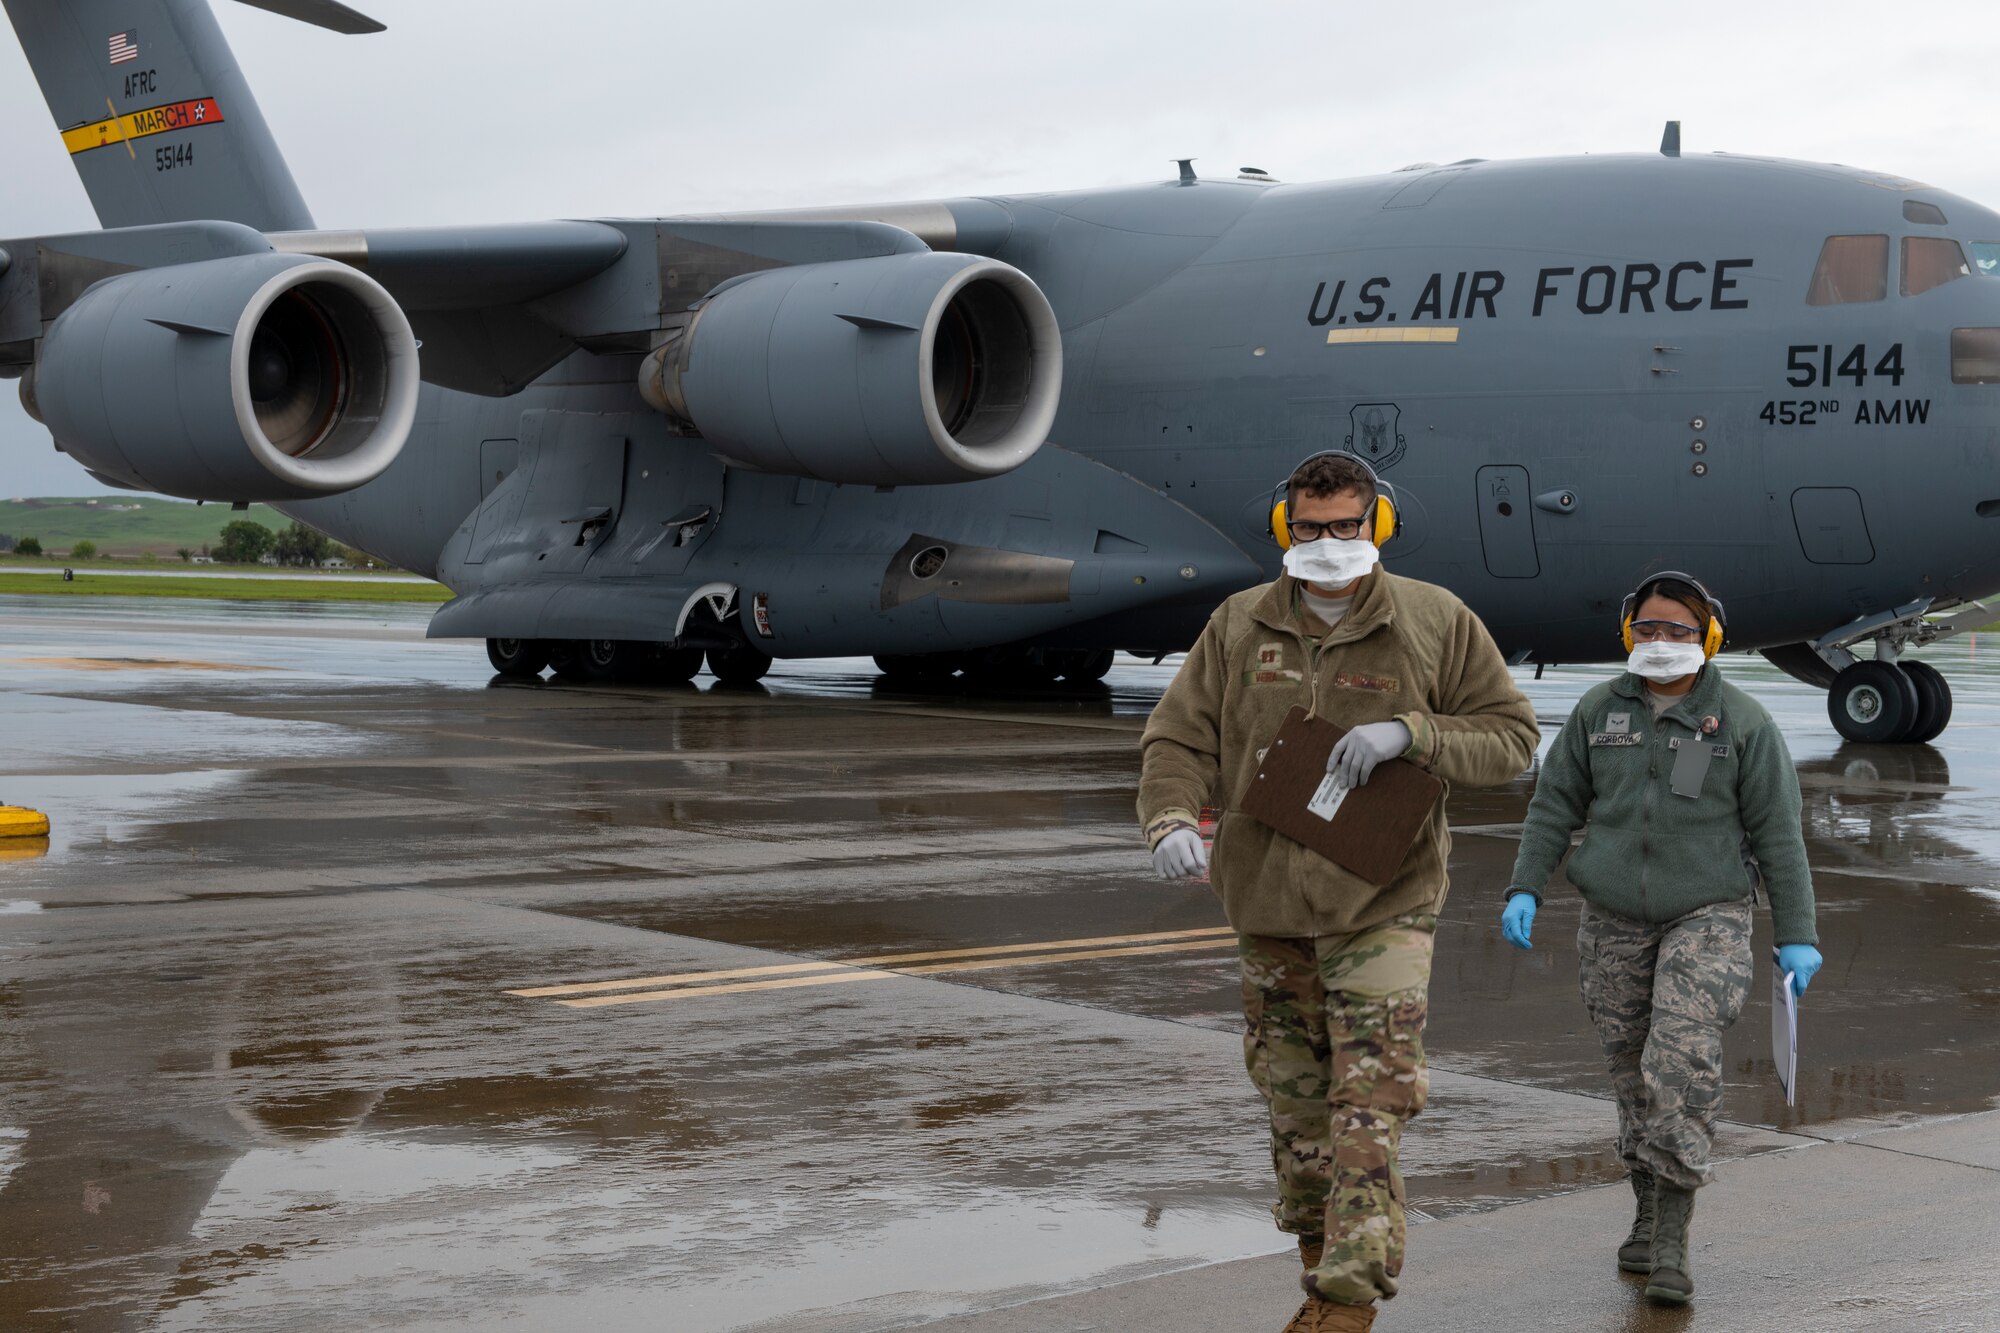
left=1057, top=649, right=1115, bottom=683
left=545, top=640, right=587, bottom=680
left=651, top=645, right=705, bottom=685
left=874, top=653, right=957, bottom=681
left=485, top=637, right=549, bottom=677
left=1901, top=660, right=1953, bottom=744
left=580, top=632, right=640, bottom=680
left=1826, top=661, right=1919, bottom=744
left=707, top=640, right=772, bottom=686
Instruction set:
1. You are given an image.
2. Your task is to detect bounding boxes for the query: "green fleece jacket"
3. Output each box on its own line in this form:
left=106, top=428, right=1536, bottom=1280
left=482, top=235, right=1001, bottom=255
left=1508, top=664, right=1818, bottom=946
left=1139, top=570, right=1539, bottom=938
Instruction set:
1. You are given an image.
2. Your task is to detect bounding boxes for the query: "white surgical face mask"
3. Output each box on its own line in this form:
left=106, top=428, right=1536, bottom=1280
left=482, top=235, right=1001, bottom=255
left=1627, top=642, right=1706, bottom=683
left=1283, top=536, right=1379, bottom=587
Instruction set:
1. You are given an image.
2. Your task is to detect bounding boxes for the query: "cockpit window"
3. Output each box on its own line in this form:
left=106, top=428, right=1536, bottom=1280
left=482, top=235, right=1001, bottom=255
left=1903, top=200, right=1948, bottom=225
left=1903, top=237, right=1971, bottom=296
left=1971, top=243, right=2000, bottom=277
left=1806, top=235, right=1888, bottom=305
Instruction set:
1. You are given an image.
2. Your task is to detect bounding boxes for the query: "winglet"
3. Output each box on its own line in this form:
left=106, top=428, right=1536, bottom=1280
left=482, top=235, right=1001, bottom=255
left=1660, top=120, right=1681, bottom=158
left=229, top=0, right=386, bottom=34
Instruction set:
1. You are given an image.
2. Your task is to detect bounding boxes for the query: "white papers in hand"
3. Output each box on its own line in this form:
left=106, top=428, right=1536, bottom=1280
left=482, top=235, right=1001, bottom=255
left=1307, top=773, right=1350, bottom=822
left=1771, top=948, right=1798, bottom=1107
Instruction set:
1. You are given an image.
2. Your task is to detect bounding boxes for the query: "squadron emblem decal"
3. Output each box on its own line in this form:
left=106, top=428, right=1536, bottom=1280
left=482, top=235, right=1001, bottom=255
left=1345, top=403, right=1406, bottom=471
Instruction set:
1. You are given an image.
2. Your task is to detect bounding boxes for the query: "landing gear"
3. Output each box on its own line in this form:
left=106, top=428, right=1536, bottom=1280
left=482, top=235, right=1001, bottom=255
left=1823, top=657, right=1955, bottom=744
left=1047, top=648, right=1115, bottom=682
left=1902, top=660, right=1953, bottom=744
left=873, top=653, right=960, bottom=682
left=652, top=646, right=705, bottom=685
left=580, top=638, right=652, bottom=683
left=1826, top=662, right=1919, bottom=744
left=1773, top=598, right=1985, bottom=745
left=706, top=640, right=772, bottom=686
left=485, top=638, right=549, bottom=677
left=544, top=640, right=586, bottom=680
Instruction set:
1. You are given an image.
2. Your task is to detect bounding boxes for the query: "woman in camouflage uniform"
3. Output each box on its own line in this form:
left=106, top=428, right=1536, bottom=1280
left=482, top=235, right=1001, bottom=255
left=1498, top=572, right=1823, bottom=1305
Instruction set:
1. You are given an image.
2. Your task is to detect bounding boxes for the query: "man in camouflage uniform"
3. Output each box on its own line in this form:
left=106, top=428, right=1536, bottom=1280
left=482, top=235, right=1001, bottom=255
left=1142, top=453, right=1539, bottom=1332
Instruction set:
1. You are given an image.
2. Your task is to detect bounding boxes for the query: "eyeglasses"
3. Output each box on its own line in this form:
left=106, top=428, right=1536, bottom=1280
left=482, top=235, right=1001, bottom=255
left=1288, top=518, right=1367, bottom=542
left=1630, top=620, right=1701, bottom=644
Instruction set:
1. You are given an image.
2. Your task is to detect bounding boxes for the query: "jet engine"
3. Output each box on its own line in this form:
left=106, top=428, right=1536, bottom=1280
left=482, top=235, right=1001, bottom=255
left=22, top=253, right=419, bottom=501
left=640, top=252, right=1062, bottom=486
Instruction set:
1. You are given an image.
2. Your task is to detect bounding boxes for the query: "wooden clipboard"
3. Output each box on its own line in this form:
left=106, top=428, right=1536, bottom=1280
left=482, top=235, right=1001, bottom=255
left=1239, top=706, right=1445, bottom=887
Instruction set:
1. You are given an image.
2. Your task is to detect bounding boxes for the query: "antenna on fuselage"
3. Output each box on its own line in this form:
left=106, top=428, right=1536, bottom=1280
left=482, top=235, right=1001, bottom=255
left=1660, top=121, right=1682, bottom=158
left=1175, top=158, right=1197, bottom=185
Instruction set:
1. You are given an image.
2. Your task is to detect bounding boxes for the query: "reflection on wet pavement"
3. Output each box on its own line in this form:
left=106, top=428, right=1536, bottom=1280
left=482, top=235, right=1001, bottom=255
left=2, top=596, right=1996, bottom=1330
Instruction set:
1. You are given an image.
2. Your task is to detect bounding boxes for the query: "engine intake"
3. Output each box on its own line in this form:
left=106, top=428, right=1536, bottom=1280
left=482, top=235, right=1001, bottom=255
left=24, top=252, right=418, bottom=501
left=641, top=252, right=1061, bottom=486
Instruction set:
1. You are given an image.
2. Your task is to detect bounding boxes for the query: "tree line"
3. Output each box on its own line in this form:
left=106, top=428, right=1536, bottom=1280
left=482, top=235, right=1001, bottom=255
left=1, top=519, right=373, bottom=567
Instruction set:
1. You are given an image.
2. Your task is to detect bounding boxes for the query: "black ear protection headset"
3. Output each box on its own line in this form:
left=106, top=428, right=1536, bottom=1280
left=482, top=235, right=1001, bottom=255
left=1620, top=570, right=1728, bottom=659
left=1269, top=450, right=1400, bottom=551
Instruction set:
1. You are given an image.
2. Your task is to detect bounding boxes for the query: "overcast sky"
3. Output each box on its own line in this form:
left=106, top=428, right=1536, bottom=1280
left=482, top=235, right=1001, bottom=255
left=4, top=0, right=1997, bottom=497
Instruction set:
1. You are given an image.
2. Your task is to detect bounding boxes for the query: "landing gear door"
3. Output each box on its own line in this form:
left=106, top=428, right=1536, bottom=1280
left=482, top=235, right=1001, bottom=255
left=1476, top=465, right=1540, bottom=578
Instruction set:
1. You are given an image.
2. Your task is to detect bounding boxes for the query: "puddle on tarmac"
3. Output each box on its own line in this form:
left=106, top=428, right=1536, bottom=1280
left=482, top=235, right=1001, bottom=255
left=154, top=1139, right=1275, bottom=1333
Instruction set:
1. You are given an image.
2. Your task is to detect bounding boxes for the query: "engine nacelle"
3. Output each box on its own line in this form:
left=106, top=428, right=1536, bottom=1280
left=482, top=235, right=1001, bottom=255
left=24, top=252, right=419, bottom=501
left=641, top=252, right=1061, bottom=486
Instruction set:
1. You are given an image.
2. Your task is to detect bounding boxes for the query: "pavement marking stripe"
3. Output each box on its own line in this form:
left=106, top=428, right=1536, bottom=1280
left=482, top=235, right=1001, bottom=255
left=554, top=936, right=1240, bottom=1009
left=509, top=959, right=852, bottom=998
left=512, top=925, right=1238, bottom=998
left=556, top=969, right=893, bottom=1008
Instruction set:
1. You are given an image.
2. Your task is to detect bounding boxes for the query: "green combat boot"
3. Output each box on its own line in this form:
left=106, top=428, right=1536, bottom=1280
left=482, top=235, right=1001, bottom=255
left=1645, top=1182, right=1697, bottom=1304
left=1618, top=1169, right=1656, bottom=1273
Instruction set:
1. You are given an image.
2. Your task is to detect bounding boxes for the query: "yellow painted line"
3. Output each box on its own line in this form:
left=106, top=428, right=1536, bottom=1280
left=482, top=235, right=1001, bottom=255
left=897, top=937, right=1236, bottom=976
left=511, top=925, right=1237, bottom=999
left=553, top=936, right=1239, bottom=1009
left=509, top=958, right=852, bottom=998
left=557, top=969, right=893, bottom=1007
left=1325, top=326, right=1460, bottom=345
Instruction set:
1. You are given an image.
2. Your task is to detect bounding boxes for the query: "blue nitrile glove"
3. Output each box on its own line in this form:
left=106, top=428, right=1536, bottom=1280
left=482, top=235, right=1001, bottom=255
left=1778, top=944, right=1823, bottom=997
left=1152, top=828, right=1209, bottom=880
left=1327, top=720, right=1414, bottom=788
left=1501, top=892, right=1537, bottom=950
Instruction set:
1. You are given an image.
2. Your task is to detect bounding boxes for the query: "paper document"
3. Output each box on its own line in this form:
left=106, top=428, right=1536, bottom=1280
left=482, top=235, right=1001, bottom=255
left=1306, top=773, right=1351, bottom=822
left=1770, top=948, right=1798, bottom=1107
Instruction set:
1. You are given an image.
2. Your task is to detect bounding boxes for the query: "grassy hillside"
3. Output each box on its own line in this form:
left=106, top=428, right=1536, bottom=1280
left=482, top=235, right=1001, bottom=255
left=0, top=496, right=292, bottom=557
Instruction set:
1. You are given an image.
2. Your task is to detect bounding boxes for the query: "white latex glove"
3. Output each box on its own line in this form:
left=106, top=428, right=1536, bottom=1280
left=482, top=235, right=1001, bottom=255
left=1151, top=828, right=1209, bottom=880
left=1326, top=720, right=1413, bottom=788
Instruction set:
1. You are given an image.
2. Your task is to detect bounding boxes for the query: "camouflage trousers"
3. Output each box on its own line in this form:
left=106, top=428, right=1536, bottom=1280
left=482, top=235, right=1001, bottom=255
left=1239, top=914, right=1435, bottom=1305
left=1577, top=896, right=1754, bottom=1192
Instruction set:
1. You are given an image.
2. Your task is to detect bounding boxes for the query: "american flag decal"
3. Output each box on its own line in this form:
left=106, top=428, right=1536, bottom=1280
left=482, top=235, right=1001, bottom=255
left=109, top=31, right=140, bottom=64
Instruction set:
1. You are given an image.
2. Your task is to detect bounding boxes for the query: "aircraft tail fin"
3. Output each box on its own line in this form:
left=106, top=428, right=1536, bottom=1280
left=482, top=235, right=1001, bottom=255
left=0, top=0, right=377, bottom=233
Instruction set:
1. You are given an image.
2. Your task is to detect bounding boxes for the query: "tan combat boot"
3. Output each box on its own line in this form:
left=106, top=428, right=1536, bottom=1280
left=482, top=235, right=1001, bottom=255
left=1618, top=1168, right=1656, bottom=1273
left=1280, top=1292, right=1376, bottom=1332
left=1645, top=1182, right=1696, bottom=1303
left=1299, top=1235, right=1324, bottom=1271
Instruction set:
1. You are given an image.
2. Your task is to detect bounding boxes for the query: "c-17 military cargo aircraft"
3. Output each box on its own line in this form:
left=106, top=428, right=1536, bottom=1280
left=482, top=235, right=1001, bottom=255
left=4, top=0, right=1996, bottom=744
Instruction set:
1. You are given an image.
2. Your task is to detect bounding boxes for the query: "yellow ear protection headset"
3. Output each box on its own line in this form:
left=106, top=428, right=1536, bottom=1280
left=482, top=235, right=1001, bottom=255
left=1269, top=450, right=1400, bottom=551
left=1619, top=570, right=1728, bottom=659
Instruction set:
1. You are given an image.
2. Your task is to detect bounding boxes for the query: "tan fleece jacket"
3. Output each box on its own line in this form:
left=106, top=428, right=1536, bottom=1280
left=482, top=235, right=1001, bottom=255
left=1139, top=570, right=1539, bottom=937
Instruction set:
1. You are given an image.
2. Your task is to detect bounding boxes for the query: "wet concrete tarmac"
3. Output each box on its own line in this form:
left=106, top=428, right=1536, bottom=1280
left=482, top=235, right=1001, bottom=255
left=1, top=594, right=1997, bottom=1331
